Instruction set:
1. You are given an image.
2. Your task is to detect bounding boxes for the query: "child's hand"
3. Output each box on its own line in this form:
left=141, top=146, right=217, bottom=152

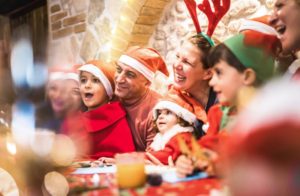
left=196, top=148, right=218, bottom=176
left=175, top=155, right=194, bottom=178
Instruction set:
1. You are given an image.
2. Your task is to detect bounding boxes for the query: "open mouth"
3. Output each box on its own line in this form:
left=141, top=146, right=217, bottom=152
left=84, top=92, right=93, bottom=99
left=174, top=72, right=186, bottom=82
left=276, top=25, right=286, bottom=35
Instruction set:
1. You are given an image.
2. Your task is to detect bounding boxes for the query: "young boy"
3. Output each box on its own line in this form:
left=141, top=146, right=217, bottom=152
left=78, top=60, right=135, bottom=159
left=146, top=95, right=196, bottom=165
left=176, top=16, right=281, bottom=177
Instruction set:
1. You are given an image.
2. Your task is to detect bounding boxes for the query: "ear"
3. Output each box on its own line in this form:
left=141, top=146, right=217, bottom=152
left=243, top=68, right=256, bottom=86
left=203, top=68, right=213, bottom=80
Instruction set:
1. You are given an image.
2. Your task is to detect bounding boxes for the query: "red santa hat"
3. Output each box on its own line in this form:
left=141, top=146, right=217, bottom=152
left=48, top=65, right=79, bottom=83
left=239, top=15, right=278, bottom=35
left=153, top=94, right=197, bottom=125
left=224, top=79, right=300, bottom=159
left=118, top=46, right=169, bottom=82
left=78, top=60, right=115, bottom=99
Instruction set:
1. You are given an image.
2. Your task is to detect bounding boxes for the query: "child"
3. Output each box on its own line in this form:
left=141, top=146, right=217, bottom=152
left=78, top=60, right=135, bottom=159
left=146, top=95, right=196, bottom=165
left=176, top=16, right=281, bottom=177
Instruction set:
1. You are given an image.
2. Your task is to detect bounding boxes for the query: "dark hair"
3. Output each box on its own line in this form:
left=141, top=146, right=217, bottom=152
left=187, top=34, right=214, bottom=69
left=208, top=43, right=247, bottom=73
left=152, top=114, right=193, bottom=133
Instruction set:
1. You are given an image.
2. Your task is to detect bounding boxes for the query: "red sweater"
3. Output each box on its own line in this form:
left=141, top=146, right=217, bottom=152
left=82, top=101, right=135, bottom=159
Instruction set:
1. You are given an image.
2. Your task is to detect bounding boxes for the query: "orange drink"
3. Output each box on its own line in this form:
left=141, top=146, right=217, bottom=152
left=115, top=152, right=146, bottom=189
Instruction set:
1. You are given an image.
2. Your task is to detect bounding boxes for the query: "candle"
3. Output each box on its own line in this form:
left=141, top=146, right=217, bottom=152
left=92, top=174, right=100, bottom=187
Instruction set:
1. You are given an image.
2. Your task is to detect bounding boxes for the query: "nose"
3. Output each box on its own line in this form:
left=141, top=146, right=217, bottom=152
left=84, top=80, right=91, bottom=89
left=115, top=72, right=125, bottom=83
left=269, top=10, right=278, bottom=27
left=209, top=74, right=216, bottom=87
left=173, top=60, right=183, bottom=71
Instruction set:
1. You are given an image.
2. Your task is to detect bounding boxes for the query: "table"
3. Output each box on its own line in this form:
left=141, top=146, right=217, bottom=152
left=68, top=173, right=220, bottom=195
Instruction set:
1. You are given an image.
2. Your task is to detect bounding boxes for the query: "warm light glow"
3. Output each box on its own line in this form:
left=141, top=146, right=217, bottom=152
left=92, top=174, right=100, bottom=187
left=50, top=134, right=76, bottom=166
left=120, top=15, right=127, bottom=22
left=44, top=171, right=69, bottom=195
left=102, top=42, right=112, bottom=52
left=6, top=141, right=17, bottom=155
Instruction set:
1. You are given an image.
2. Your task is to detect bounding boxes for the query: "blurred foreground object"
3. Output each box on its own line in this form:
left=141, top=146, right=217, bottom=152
left=224, top=79, right=300, bottom=196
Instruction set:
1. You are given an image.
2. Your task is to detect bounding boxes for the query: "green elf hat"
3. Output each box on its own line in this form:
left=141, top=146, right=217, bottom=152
left=224, top=15, right=281, bottom=82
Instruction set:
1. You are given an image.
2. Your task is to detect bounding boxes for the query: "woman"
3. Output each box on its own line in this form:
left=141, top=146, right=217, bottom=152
left=168, top=34, right=217, bottom=138
left=269, top=0, right=300, bottom=53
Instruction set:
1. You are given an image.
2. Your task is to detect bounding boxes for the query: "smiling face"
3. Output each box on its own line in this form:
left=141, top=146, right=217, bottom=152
left=114, top=62, right=150, bottom=104
left=65, top=79, right=82, bottom=113
left=155, top=109, right=178, bottom=134
left=209, top=60, right=246, bottom=105
left=47, top=79, right=68, bottom=115
left=79, top=71, right=108, bottom=111
left=270, top=0, right=300, bottom=52
left=172, top=41, right=211, bottom=93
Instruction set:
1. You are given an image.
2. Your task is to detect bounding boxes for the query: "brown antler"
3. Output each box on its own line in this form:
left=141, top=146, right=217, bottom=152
left=184, top=0, right=231, bottom=36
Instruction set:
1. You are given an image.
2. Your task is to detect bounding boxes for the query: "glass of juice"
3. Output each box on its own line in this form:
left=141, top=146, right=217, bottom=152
left=115, top=152, right=146, bottom=189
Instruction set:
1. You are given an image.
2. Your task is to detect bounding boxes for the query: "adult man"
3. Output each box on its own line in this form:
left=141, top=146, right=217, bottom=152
left=115, top=46, right=169, bottom=151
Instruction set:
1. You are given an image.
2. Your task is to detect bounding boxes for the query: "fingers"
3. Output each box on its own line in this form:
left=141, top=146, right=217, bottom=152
left=175, top=155, right=194, bottom=178
left=96, top=157, right=116, bottom=166
left=168, top=156, right=175, bottom=167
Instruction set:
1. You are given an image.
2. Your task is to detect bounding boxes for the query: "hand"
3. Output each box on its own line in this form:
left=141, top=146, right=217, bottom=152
left=175, top=155, right=194, bottom=178
left=92, top=157, right=116, bottom=167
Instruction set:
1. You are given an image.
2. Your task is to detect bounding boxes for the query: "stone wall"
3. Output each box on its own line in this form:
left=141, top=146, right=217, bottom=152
left=47, top=0, right=276, bottom=68
left=47, top=0, right=171, bottom=66
left=149, top=0, right=276, bottom=68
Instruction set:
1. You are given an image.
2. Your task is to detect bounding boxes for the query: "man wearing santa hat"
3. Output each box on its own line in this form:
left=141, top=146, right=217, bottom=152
left=115, top=46, right=169, bottom=151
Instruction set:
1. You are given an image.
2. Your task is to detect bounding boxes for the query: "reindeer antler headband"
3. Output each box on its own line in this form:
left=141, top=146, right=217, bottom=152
left=184, top=0, right=231, bottom=46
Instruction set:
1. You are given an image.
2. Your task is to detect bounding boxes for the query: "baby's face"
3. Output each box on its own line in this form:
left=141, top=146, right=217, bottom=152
left=156, top=109, right=177, bottom=134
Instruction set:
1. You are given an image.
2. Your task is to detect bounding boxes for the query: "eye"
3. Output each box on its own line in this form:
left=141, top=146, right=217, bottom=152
left=214, top=68, right=222, bottom=76
left=116, top=65, right=122, bottom=73
left=165, top=110, right=170, bottom=115
left=80, top=77, right=86, bottom=83
left=125, top=71, right=136, bottom=78
left=92, top=78, right=100, bottom=83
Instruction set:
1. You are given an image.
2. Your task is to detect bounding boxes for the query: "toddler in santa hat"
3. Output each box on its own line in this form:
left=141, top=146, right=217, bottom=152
left=78, top=60, right=135, bottom=160
left=146, top=94, right=196, bottom=165
left=176, top=15, right=282, bottom=177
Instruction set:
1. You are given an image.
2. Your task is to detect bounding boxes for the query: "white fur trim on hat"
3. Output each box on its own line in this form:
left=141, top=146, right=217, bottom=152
left=119, top=55, right=154, bottom=81
left=78, top=64, right=113, bottom=99
left=239, top=19, right=278, bottom=36
left=153, top=100, right=197, bottom=124
left=48, top=72, right=66, bottom=81
left=65, top=73, right=79, bottom=82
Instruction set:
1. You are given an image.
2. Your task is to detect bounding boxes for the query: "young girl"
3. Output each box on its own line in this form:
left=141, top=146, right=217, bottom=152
left=146, top=95, right=196, bottom=165
left=78, top=60, right=135, bottom=159
left=176, top=17, right=281, bottom=177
